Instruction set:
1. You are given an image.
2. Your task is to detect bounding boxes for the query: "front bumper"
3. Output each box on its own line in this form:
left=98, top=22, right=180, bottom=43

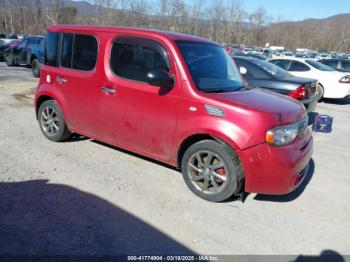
left=240, top=129, right=313, bottom=195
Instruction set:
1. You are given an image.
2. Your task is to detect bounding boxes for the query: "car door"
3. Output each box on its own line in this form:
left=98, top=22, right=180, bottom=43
left=16, top=38, right=30, bottom=64
left=15, top=38, right=28, bottom=64
left=54, top=33, right=103, bottom=135
left=99, top=36, right=180, bottom=161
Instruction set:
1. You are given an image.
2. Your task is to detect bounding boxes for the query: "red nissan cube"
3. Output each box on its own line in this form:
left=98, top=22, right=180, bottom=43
left=35, top=25, right=313, bottom=202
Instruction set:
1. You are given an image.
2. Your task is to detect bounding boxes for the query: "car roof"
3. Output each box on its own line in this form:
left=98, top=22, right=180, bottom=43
left=47, top=25, right=215, bottom=44
left=234, top=56, right=260, bottom=62
left=319, top=58, right=349, bottom=62
left=269, top=57, right=312, bottom=63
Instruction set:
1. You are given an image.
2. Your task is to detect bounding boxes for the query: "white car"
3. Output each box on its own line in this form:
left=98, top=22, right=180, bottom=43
left=268, top=57, right=350, bottom=99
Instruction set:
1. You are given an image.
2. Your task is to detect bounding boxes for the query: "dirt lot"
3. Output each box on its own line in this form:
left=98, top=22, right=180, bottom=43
left=0, top=62, right=350, bottom=258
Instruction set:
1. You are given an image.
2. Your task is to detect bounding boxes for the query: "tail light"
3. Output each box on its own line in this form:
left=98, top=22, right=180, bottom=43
left=288, top=85, right=306, bottom=99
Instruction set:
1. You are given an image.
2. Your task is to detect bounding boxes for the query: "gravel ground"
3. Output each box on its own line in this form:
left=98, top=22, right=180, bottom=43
left=0, top=62, right=350, bottom=259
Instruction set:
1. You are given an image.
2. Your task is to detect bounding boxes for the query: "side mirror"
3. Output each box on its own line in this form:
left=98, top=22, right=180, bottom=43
left=146, top=69, right=174, bottom=90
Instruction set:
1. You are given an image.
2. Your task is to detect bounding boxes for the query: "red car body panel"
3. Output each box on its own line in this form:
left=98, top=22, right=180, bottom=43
left=35, top=25, right=313, bottom=195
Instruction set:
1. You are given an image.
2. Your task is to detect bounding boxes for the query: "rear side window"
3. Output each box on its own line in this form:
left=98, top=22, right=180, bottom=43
left=59, top=34, right=98, bottom=71
left=289, top=61, right=310, bottom=72
left=110, top=37, right=169, bottom=83
left=270, top=59, right=290, bottom=70
left=236, top=60, right=270, bottom=79
left=321, top=60, right=338, bottom=68
left=72, top=35, right=98, bottom=71
left=45, top=32, right=59, bottom=67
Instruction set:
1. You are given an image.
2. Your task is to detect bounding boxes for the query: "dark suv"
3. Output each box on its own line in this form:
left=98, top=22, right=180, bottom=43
left=5, top=36, right=43, bottom=67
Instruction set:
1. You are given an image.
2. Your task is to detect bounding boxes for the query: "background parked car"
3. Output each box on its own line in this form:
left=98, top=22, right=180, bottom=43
left=4, top=36, right=43, bottom=67
left=7, top=34, right=19, bottom=39
left=235, top=56, right=318, bottom=112
left=318, top=59, right=350, bottom=73
left=269, top=57, right=350, bottom=100
left=0, top=39, right=8, bottom=61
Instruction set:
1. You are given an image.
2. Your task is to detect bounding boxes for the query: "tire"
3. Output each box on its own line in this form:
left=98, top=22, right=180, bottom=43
left=181, top=140, right=243, bottom=202
left=32, top=58, right=40, bottom=78
left=5, top=53, right=15, bottom=66
left=38, top=100, right=71, bottom=142
left=316, top=84, right=324, bottom=102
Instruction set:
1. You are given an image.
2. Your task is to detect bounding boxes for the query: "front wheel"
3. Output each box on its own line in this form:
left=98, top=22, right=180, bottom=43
left=38, top=100, right=71, bottom=142
left=5, top=53, right=15, bottom=66
left=181, top=140, right=243, bottom=202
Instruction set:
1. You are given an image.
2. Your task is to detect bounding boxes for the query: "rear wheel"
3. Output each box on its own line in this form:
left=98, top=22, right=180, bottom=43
left=32, top=58, right=40, bottom=78
left=316, top=84, right=324, bottom=101
left=38, top=100, right=71, bottom=142
left=181, top=140, right=243, bottom=202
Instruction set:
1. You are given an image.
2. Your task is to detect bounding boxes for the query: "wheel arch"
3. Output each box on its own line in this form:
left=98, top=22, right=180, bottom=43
left=35, top=95, right=54, bottom=119
left=30, top=54, right=37, bottom=63
left=176, top=133, right=240, bottom=169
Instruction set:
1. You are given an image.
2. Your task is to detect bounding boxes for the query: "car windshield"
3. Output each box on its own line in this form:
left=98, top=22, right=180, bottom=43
left=306, top=60, right=335, bottom=71
left=253, top=59, right=291, bottom=78
left=176, top=41, right=244, bottom=93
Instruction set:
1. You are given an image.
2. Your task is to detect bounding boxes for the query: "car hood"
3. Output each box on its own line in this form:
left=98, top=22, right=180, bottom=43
left=203, top=88, right=306, bottom=125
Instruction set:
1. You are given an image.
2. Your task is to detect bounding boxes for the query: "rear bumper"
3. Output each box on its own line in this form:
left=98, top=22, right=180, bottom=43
left=240, top=130, right=313, bottom=195
left=324, top=83, right=350, bottom=99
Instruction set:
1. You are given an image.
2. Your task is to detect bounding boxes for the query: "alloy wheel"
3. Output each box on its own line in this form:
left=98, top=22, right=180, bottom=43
left=40, top=106, right=60, bottom=136
left=187, top=150, right=228, bottom=194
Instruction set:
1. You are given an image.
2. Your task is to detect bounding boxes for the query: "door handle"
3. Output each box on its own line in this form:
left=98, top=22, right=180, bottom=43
left=101, top=86, right=116, bottom=94
left=56, top=76, right=67, bottom=84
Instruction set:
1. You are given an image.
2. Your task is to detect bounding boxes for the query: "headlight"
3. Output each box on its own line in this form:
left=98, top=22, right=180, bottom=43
left=339, top=75, right=350, bottom=83
left=266, top=116, right=308, bottom=146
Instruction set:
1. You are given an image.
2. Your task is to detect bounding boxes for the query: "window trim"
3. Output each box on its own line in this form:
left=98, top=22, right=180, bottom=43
left=109, top=35, right=172, bottom=85
left=58, top=32, right=99, bottom=72
left=59, top=33, right=74, bottom=69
